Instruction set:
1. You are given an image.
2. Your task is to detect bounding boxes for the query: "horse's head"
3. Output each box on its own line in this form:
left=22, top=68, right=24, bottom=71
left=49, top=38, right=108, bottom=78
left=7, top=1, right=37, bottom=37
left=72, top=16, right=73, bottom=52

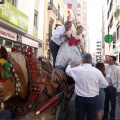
left=0, top=46, right=72, bottom=119
left=0, top=46, right=29, bottom=102
left=8, top=52, right=29, bottom=100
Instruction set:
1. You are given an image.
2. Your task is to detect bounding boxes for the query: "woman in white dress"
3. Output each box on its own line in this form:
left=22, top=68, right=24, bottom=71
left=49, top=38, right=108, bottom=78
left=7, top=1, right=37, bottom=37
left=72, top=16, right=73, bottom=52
left=55, top=25, right=85, bottom=70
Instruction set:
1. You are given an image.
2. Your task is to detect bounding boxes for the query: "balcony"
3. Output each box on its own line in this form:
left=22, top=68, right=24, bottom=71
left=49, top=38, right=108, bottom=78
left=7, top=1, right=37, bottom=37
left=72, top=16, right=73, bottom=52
left=57, top=14, right=64, bottom=24
left=48, top=2, right=58, bottom=17
left=48, top=2, right=64, bottom=24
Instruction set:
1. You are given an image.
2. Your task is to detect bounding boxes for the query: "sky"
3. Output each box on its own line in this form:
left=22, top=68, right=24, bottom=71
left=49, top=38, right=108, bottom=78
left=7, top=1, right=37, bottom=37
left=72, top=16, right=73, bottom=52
left=87, top=0, right=103, bottom=54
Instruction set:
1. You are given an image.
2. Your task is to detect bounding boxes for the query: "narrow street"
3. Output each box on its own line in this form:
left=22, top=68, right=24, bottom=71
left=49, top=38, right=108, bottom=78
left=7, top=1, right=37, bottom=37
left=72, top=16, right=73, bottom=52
left=59, top=94, right=120, bottom=120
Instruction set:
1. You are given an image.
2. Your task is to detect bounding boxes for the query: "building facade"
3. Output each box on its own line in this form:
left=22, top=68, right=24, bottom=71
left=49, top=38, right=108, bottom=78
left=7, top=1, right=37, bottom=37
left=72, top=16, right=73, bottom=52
left=0, top=0, right=44, bottom=57
left=103, top=0, right=120, bottom=62
left=43, top=0, right=77, bottom=59
left=77, top=0, right=87, bottom=51
left=63, top=0, right=87, bottom=51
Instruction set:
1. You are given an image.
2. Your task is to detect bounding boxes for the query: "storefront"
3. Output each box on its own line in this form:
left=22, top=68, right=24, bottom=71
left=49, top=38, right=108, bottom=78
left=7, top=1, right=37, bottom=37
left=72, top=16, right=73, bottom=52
left=0, top=0, right=40, bottom=57
left=0, top=26, right=39, bottom=57
left=0, top=26, right=17, bottom=51
left=22, top=36, right=39, bottom=57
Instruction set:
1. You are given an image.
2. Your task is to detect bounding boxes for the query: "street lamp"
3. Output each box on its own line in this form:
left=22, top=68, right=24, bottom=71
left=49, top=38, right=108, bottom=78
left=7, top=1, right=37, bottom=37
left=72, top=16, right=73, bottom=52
left=0, top=0, right=4, bottom=4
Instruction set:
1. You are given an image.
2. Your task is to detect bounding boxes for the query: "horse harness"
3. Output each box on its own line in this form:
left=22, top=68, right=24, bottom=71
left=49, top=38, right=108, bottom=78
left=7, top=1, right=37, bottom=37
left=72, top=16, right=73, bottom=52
left=5, top=47, right=70, bottom=118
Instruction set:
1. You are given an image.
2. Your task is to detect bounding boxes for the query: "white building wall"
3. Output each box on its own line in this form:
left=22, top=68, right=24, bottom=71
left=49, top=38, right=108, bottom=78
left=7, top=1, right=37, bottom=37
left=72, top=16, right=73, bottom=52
left=38, top=0, right=45, bottom=41
left=17, top=0, right=34, bottom=35
left=37, top=0, right=45, bottom=56
left=17, top=0, right=45, bottom=56
left=17, top=0, right=45, bottom=41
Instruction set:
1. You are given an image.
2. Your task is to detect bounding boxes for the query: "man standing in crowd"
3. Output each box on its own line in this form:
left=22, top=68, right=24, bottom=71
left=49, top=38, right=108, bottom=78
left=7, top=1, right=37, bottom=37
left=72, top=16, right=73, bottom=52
left=49, top=20, right=72, bottom=67
left=66, top=53, right=108, bottom=120
left=103, top=56, right=120, bottom=120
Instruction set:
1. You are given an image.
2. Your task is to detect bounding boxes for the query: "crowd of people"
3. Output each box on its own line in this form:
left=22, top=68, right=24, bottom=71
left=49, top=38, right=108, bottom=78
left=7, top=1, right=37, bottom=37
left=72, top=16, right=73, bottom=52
left=49, top=20, right=120, bottom=120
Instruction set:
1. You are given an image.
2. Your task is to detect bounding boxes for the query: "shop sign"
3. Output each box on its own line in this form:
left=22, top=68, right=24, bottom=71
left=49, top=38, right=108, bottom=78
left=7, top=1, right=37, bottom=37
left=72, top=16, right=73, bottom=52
left=0, top=0, right=28, bottom=31
left=0, top=26, right=17, bottom=41
left=22, top=36, right=39, bottom=48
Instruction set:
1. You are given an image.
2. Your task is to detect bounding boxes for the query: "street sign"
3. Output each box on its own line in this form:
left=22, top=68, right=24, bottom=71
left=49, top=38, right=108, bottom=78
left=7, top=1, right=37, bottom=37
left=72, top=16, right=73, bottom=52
left=104, top=34, right=114, bottom=43
left=0, top=0, right=4, bottom=4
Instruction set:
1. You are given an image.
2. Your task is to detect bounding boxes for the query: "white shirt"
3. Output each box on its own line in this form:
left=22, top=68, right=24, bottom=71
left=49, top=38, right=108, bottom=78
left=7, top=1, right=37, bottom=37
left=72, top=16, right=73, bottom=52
left=106, top=66, right=112, bottom=78
left=66, top=64, right=108, bottom=97
left=51, top=25, right=66, bottom=46
left=105, top=64, right=120, bottom=92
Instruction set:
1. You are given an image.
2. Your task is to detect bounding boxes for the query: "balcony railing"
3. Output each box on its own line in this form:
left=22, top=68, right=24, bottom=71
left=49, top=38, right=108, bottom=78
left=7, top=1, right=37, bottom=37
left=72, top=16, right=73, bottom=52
left=48, top=2, right=64, bottom=24
left=57, top=14, right=64, bottom=24
left=46, top=33, right=52, bottom=43
left=48, top=2, right=58, bottom=16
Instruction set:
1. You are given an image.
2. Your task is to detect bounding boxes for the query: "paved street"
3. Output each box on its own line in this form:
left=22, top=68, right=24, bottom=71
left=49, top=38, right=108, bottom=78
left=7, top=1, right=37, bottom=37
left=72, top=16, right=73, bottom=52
left=59, top=94, right=120, bottom=120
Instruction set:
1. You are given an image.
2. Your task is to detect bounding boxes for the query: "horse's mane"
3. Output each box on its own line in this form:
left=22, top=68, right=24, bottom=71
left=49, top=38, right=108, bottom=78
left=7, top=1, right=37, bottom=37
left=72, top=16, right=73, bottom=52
left=10, top=52, right=28, bottom=85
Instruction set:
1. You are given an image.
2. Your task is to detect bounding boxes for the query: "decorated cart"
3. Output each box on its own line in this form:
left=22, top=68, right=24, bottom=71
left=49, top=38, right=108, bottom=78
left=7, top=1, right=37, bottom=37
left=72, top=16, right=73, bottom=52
left=0, top=46, right=75, bottom=120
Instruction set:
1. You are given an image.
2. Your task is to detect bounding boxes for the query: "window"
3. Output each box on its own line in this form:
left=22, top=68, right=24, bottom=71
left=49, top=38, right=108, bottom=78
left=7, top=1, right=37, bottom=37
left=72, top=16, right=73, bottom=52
left=34, top=11, right=38, bottom=28
left=4, top=40, right=12, bottom=48
left=23, top=45, right=27, bottom=52
left=7, top=0, right=17, bottom=6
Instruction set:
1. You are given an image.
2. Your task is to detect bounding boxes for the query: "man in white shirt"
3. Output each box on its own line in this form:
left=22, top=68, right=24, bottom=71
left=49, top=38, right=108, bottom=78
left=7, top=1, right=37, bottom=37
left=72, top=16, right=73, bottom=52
left=66, top=53, right=108, bottom=120
left=49, top=20, right=72, bottom=67
left=102, top=56, right=120, bottom=120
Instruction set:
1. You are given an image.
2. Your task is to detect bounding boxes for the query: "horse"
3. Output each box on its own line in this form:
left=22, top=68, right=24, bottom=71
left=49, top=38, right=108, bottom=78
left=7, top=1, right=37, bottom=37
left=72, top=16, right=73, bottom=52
left=0, top=46, right=75, bottom=120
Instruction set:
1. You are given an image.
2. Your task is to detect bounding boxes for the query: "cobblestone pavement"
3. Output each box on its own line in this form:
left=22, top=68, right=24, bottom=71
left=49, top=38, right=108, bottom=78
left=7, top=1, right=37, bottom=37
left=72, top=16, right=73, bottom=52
left=59, top=93, right=120, bottom=120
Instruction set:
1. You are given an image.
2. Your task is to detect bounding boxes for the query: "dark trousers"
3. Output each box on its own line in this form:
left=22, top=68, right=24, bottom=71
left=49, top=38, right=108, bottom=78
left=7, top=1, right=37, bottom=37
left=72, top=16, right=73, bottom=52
left=0, top=109, right=13, bottom=120
left=49, top=40, right=60, bottom=68
left=103, top=86, right=116, bottom=119
left=75, top=95, right=97, bottom=120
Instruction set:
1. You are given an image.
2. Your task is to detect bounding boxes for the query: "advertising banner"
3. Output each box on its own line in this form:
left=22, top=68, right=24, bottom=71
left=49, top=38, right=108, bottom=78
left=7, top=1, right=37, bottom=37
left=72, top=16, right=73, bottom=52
left=0, top=0, right=28, bottom=31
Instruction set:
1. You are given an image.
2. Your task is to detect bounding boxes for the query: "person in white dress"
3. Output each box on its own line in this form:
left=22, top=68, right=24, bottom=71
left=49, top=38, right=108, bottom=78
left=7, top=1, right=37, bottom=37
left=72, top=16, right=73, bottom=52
left=55, top=25, right=85, bottom=70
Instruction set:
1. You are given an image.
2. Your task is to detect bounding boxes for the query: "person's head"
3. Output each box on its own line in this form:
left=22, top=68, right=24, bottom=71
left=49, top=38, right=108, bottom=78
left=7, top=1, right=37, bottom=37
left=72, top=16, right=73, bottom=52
left=96, top=62, right=105, bottom=76
left=76, top=25, right=84, bottom=35
left=64, top=20, right=72, bottom=31
left=108, top=56, right=116, bottom=65
left=82, top=53, right=92, bottom=64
